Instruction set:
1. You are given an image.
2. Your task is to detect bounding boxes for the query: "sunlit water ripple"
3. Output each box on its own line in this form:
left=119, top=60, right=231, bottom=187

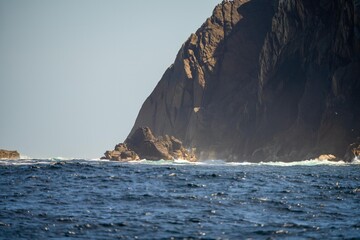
left=1, top=158, right=360, bottom=239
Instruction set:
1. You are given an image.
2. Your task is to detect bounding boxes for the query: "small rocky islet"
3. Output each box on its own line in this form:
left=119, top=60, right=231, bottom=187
left=101, top=127, right=196, bottom=162
left=0, top=149, right=20, bottom=159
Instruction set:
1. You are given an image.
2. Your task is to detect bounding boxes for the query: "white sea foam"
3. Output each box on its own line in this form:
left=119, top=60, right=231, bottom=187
left=19, top=154, right=32, bottom=160
left=0, top=157, right=359, bottom=166
left=0, top=156, right=100, bottom=166
left=191, top=157, right=360, bottom=167
left=197, top=159, right=228, bottom=165
left=227, top=158, right=360, bottom=167
left=259, top=159, right=347, bottom=167
left=125, top=159, right=197, bottom=165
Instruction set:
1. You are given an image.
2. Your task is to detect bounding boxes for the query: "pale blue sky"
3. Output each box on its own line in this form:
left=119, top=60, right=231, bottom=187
left=0, top=0, right=221, bottom=158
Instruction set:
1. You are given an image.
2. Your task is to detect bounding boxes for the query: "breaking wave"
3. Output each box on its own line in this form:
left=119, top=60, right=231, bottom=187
left=1, top=157, right=359, bottom=166
left=217, top=158, right=360, bottom=167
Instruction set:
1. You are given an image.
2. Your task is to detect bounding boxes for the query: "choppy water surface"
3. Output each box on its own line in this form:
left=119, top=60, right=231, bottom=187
left=1, top=159, right=360, bottom=239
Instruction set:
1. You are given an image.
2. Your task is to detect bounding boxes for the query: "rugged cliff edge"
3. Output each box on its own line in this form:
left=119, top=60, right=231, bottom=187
left=130, top=0, right=360, bottom=162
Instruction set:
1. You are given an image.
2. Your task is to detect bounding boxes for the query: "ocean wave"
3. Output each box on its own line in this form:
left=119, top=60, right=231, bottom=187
left=19, top=154, right=32, bottom=160
left=93, top=157, right=360, bottom=166
left=258, top=159, right=352, bottom=167
left=226, top=158, right=360, bottom=167
left=124, top=159, right=197, bottom=165
left=0, top=157, right=102, bottom=166
left=0, top=157, right=359, bottom=166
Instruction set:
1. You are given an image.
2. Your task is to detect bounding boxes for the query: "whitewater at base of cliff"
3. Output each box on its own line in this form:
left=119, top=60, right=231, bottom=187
left=2, top=156, right=359, bottom=166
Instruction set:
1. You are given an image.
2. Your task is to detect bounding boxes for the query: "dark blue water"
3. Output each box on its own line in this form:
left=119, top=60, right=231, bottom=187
left=1, top=159, right=360, bottom=239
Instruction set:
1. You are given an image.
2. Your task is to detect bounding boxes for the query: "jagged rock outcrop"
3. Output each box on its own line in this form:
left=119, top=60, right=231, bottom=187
left=102, top=127, right=196, bottom=161
left=129, top=0, right=360, bottom=162
left=102, top=143, right=140, bottom=161
left=344, top=138, right=360, bottom=162
left=0, top=149, right=20, bottom=159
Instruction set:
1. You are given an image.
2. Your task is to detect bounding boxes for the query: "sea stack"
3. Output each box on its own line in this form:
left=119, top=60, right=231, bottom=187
left=127, top=0, right=360, bottom=162
left=0, top=149, right=20, bottom=159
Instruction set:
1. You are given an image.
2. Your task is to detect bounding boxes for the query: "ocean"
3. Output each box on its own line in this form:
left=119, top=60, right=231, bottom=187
left=1, top=158, right=360, bottom=239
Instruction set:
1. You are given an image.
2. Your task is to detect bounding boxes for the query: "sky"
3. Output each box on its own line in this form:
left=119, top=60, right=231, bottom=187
left=0, top=0, right=221, bottom=159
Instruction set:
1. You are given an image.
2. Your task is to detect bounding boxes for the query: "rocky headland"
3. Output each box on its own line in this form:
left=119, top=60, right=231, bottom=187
left=0, top=149, right=20, bottom=159
left=126, top=0, right=360, bottom=162
left=102, top=127, right=196, bottom=161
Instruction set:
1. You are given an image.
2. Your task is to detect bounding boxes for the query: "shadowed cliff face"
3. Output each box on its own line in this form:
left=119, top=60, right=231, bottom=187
left=255, top=0, right=360, bottom=161
left=130, top=0, right=360, bottom=162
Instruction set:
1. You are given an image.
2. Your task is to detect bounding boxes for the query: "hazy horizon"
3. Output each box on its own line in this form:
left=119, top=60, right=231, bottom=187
left=0, top=0, right=221, bottom=158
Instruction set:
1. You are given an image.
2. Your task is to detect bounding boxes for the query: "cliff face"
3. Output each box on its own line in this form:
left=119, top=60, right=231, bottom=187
left=130, top=0, right=360, bottom=162
left=255, top=0, right=360, bottom=161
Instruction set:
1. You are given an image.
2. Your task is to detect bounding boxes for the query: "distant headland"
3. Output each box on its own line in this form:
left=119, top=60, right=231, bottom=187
left=0, top=149, right=20, bottom=160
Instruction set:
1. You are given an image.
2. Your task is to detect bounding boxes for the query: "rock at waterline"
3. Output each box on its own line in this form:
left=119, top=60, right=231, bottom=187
left=316, top=154, right=338, bottom=161
left=344, top=139, right=360, bottom=162
left=101, top=127, right=196, bottom=162
left=0, top=149, right=20, bottom=159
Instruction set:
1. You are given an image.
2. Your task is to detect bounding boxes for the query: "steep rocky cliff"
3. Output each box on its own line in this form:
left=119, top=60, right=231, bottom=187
left=130, top=0, right=360, bottom=162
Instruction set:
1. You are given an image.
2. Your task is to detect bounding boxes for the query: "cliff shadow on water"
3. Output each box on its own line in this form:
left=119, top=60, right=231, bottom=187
left=128, top=0, right=360, bottom=163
